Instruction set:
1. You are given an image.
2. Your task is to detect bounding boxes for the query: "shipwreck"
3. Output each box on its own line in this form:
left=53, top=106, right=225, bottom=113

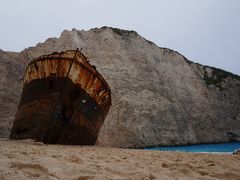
left=10, top=49, right=111, bottom=145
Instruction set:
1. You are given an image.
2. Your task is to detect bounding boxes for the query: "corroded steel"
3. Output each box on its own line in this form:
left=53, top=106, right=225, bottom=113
left=10, top=50, right=111, bottom=145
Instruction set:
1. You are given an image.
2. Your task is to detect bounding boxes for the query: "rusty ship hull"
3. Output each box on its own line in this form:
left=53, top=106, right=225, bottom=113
left=10, top=50, right=111, bottom=145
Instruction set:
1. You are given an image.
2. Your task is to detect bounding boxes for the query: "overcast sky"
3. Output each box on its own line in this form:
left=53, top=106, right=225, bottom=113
left=0, top=0, right=239, bottom=74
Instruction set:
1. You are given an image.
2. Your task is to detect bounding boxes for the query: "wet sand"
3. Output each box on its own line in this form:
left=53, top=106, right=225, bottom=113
left=0, top=138, right=240, bottom=180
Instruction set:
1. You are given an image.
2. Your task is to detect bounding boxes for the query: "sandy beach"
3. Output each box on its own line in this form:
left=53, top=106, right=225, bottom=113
left=0, top=138, right=240, bottom=180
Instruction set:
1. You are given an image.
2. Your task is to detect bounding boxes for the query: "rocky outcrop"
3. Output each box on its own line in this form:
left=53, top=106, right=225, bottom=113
left=0, top=27, right=240, bottom=148
left=0, top=50, right=28, bottom=137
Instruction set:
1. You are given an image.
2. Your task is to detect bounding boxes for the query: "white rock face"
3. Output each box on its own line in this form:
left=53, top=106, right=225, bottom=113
left=0, top=27, right=240, bottom=147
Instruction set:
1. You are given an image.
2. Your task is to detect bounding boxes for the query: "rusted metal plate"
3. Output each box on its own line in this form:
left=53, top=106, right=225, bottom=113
left=10, top=50, right=111, bottom=145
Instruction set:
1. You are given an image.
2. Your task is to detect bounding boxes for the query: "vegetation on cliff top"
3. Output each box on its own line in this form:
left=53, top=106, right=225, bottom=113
left=203, top=66, right=240, bottom=90
left=111, top=27, right=138, bottom=37
left=91, top=26, right=139, bottom=37
left=182, top=55, right=240, bottom=90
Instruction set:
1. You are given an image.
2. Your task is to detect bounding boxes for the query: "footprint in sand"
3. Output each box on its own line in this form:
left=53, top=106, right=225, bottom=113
left=179, top=168, right=193, bottom=175
left=66, top=155, right=84, bottom=164
left=161, top=163, right=169, bottom=168
left=76, top=175, right=94, bottom=180
left=10, top=162, right=53, bottom=178
left=198, top=170, right=209, bottom=176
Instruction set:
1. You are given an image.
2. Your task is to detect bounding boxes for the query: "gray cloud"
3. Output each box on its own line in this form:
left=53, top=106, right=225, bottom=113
left=0, top=0, right=239, bottom=74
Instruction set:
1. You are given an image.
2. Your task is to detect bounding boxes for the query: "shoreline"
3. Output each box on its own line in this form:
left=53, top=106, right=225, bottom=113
left=144, top=141, right=240, bottom=149
left=145, top=149, right=234, bottom=155
left=145, top=142, right=240, bottom=154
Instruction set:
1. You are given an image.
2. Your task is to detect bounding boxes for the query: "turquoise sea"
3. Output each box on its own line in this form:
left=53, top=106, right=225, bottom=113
left=146, top=142, right=240, bottom=153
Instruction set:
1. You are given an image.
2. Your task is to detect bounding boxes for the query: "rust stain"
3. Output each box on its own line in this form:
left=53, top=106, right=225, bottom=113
left=10, top=49, right=111, bottom=145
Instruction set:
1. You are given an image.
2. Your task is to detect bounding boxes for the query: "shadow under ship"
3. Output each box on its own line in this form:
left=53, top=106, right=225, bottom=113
left=10, top=49, right=111, bottom=145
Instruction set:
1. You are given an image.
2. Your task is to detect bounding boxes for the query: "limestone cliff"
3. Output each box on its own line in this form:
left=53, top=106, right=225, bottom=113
left=0, top=27, right=239, bottom=148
